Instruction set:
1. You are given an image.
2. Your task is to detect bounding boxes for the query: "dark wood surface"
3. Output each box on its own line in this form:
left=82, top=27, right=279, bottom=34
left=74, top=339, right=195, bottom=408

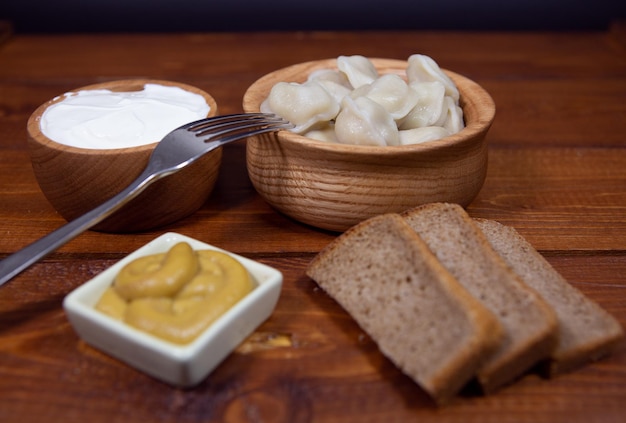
left=1, top=22, right=625, bottom=422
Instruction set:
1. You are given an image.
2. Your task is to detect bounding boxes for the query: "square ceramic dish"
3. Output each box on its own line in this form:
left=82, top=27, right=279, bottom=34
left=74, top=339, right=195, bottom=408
left=63, top=232, right=283, bottom=387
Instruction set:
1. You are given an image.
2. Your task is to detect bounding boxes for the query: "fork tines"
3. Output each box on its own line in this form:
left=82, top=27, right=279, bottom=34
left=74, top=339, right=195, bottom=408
left=186, top=113, right=293, bottom=141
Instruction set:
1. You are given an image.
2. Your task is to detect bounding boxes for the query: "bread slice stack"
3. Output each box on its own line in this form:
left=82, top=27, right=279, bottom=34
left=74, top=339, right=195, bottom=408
left=473, top=217, right=624, bottom=376
left=306, top=202, right=623, bottom=404
left=401, top=203, right=559, bottom=393
left=306, top=213, right=504, bottom=404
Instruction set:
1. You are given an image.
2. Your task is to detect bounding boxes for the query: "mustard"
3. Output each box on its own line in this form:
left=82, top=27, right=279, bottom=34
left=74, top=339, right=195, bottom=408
left=95, top=242, right=255, bottom=344
left=114, top=242, right=199, bottom=300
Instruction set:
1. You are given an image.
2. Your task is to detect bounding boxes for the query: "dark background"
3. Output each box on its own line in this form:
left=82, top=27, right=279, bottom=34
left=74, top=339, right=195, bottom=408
left=1, top=0, right=625, bottom=33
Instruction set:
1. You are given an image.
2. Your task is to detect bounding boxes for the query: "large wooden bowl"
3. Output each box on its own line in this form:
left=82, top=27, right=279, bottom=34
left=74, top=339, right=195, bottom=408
left=27, top=79, right=220, bottom=233
left=243, top=58, right=496, bottom=232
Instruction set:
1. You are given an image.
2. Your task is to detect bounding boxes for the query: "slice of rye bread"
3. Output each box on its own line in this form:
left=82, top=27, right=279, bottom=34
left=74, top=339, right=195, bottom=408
left=401, top=203, right=559, bottom=393
left=473, top=218, right=624, bottom=375
left=306, top=213, right=504, bottom=404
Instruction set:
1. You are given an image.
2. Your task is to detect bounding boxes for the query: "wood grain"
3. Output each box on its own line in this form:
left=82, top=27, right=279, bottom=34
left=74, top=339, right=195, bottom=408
left=0, top=28, right=625, bottom=422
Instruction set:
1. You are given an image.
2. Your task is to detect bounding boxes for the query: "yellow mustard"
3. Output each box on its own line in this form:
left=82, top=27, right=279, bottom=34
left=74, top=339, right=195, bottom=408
left=95, top=242, right=255, bottom=344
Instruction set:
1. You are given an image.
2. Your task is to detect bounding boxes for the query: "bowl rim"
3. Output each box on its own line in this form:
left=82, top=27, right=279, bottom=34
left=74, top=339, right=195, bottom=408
left=27, top=78, right=218, bottom=155
left=243, top=57, right=496, bottom=156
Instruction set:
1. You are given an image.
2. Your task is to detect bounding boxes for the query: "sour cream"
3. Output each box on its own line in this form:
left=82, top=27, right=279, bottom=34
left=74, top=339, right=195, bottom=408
left=40, top=83, right=211, bottom=149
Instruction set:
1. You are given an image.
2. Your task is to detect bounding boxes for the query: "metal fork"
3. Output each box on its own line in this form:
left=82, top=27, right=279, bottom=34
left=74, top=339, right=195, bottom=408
left=0, top=112, right=292, bottom=286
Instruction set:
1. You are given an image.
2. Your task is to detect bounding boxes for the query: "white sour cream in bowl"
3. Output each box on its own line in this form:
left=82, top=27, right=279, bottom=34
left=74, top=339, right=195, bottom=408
left=40, top=83, right=211, bottom=149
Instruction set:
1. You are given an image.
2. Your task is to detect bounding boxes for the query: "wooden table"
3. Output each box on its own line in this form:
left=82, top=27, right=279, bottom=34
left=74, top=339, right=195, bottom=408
left=1, top=23, right=625, bottom=423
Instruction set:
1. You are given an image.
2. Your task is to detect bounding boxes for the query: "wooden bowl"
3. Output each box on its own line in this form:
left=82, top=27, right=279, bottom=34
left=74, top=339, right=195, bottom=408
left=27, top=79, right=220, bottom=233
left=243, top=58, right=496, bottom=232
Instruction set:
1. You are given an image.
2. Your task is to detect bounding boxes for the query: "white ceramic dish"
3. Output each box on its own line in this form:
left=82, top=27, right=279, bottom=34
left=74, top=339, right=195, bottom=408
left=63, top=232, right=283, bottom=387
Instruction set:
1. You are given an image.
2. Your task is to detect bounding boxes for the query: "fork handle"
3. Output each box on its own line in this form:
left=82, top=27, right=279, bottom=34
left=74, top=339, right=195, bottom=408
left=0, top=170, right=157, bottom=287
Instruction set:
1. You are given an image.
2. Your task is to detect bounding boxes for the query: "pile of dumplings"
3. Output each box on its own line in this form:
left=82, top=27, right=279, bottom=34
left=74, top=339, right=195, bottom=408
left=261, top=54, right=464, bottom=146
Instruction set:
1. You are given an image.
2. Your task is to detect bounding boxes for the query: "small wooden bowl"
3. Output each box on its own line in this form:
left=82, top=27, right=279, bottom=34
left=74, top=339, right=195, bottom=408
left=243, top=58, right=496, bottom=232
left=27, top=79, right=220, bottom=233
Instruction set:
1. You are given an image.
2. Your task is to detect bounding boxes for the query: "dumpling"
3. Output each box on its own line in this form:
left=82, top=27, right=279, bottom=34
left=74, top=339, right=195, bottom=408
left=261, top=53, right=464, bottom=147
left=261, top=80, right=340, bottom=133
left=337, top=55, right=379, bottom=89
left=307, top=68, right=353, bottom=103
left=350, top=73, right=419, bottom=121
left=304, top=123, right=338, bottom=143
left=399, top=81, right=446, bottom=129
left=334, top=96, right=400, bottom=146
left=441, top=96, right=465, bottom=134
left=399, top=126, right=451, bottom=145
left=406, top=54, right=459, bottom=102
